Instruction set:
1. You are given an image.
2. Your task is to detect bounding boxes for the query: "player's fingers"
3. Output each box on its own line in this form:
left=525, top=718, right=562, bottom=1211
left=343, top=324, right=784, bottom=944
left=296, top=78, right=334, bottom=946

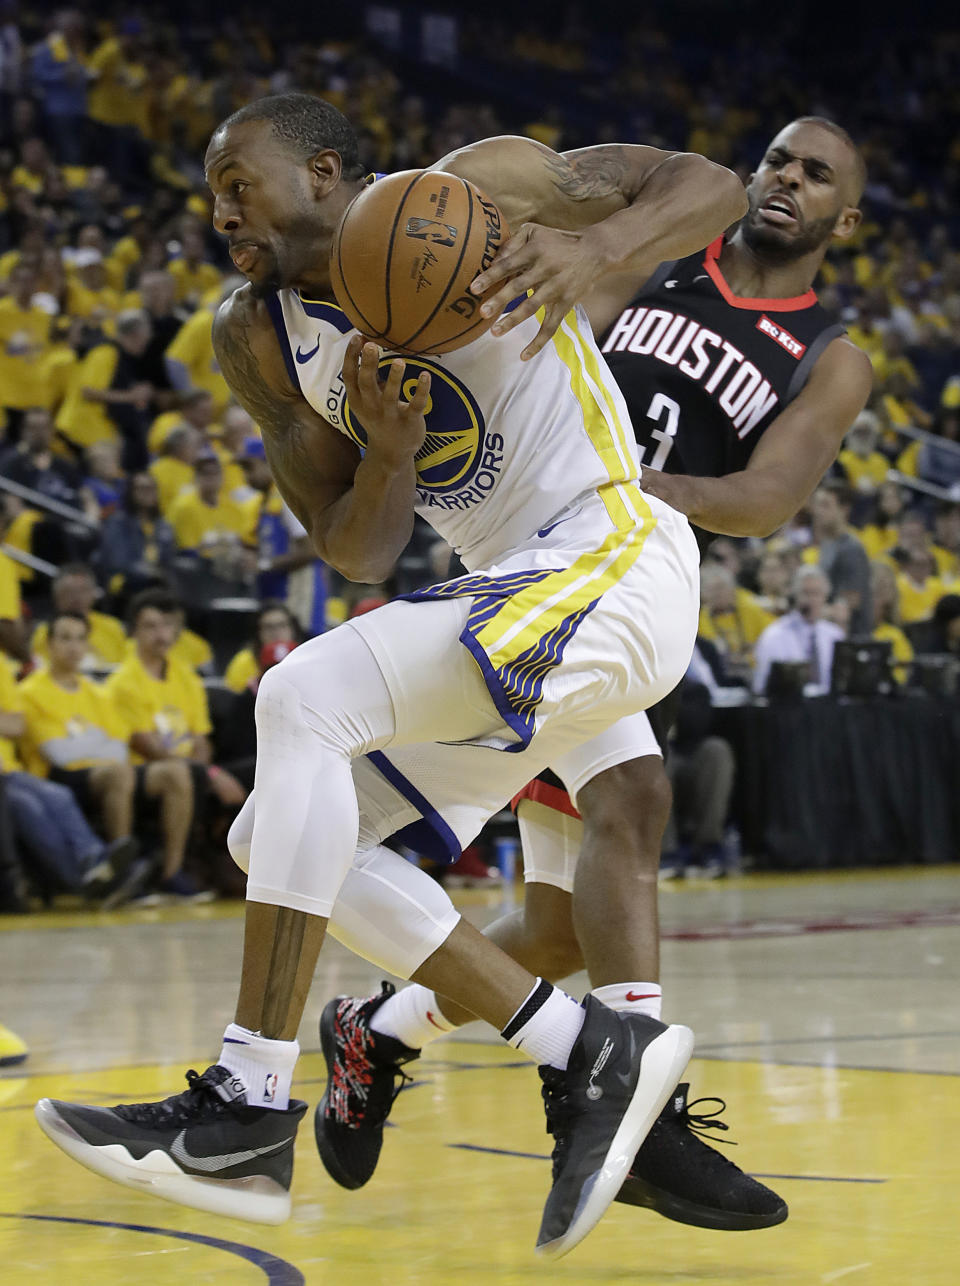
left=341, top=336, right=363, bottom=399
left=520, top=303, right=566, bottom=361
left=383, top=358, right=406, bottom=402
left=356, top=341, right=381, bottom=396
left=406, top=371, right=432, bottom=414
left=470, top=226, right=534, bottom=296
left=489, top=291, right=541, bottom=336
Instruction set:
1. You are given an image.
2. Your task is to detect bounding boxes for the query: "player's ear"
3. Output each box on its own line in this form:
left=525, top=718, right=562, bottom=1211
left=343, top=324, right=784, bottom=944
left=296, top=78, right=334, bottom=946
left=831, top=205, right=862, bottom=243
left=307, top=149, right=342, bottom=198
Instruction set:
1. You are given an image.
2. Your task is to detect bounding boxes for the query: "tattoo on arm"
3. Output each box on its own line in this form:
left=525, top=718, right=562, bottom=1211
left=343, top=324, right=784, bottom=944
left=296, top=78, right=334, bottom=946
left=544, top=145, right=630, bottom=201
left=212, top=303, right=298, bottom=440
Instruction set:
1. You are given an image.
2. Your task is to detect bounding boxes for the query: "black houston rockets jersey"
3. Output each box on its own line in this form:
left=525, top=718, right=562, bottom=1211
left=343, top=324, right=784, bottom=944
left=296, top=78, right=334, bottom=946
left=600, top=236, right=845, bottom=484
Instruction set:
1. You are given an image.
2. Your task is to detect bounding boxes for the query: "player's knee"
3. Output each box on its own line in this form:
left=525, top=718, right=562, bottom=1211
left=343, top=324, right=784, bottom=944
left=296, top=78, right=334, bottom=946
left=578, top=756, right=672, bottom=871
left=227, top=812, right=252, bottom=873
left=99, top=760, right=135, bottom=790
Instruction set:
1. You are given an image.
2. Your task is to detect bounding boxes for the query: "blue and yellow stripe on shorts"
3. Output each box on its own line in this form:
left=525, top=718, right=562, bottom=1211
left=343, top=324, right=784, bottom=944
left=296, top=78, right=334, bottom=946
left=403, top=309, right=657, bottom=750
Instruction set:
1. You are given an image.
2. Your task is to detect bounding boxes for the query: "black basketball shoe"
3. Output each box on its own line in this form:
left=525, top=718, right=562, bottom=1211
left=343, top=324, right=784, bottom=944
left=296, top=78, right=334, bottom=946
left=536, top=996, right=694, bottom=1258
left=315, top=981, right=420, bottom=1189
left=616, top=1083, right=788, bottom=1229
left=35, top=1065, right=307, bottom=1224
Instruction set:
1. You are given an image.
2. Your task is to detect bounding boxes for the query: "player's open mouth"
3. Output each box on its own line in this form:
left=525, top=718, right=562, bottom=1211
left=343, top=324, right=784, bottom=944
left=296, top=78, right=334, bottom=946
left=759, top=195, right=799, bottom=227
left=230, top=243, right=261, bottom=272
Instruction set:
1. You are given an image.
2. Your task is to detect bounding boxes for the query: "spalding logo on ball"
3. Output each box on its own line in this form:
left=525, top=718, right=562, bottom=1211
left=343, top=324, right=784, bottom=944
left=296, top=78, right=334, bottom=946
left=330, top=170, right=509, bottom=355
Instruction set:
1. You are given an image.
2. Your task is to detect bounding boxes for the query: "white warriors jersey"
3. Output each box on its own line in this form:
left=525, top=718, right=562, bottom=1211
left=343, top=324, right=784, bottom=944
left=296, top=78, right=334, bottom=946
left=263, top=289, right=644, bottom=570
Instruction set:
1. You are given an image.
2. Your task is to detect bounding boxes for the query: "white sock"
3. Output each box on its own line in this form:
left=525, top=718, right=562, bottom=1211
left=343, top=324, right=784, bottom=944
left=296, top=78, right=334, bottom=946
left=591, top=982, right=662, bottom=1022
left=218, top=1023, right=300, bottom=1110
left=369, top=985, right=455, bottom=1050
left=500, top=978, right=585, bottom=1069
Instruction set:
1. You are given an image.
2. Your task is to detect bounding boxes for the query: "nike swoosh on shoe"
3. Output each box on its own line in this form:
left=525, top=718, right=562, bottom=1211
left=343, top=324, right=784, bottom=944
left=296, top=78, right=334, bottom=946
left=170, top=1130, right=296, bottom=1172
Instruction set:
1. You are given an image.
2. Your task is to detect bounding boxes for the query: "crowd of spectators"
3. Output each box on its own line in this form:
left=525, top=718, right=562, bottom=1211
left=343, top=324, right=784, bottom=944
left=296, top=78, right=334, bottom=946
left=0, top=5, right=958, bottom=903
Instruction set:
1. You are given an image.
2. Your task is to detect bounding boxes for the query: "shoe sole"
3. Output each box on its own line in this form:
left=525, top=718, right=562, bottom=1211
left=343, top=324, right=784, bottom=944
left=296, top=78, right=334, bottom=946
left=34, top=1099, right=291, bottom=1224
left=536, top=1023, right=695, bottom=1259
left=314, top=1000, right=368, bottom=1190
left=616, top=1174, right=789, bottom=1230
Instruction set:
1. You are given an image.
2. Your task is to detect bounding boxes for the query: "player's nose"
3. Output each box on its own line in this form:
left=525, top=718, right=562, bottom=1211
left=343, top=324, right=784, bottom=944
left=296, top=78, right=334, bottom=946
left=776, top=160, right=804, bottom=188
left=212, top=195, right=241, bottom=235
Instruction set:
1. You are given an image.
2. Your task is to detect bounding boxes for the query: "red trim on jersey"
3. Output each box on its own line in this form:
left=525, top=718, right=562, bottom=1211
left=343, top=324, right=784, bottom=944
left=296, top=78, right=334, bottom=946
left=703, top=238, right=819, bottom=313
left=511, top=778, right=582, bottom=820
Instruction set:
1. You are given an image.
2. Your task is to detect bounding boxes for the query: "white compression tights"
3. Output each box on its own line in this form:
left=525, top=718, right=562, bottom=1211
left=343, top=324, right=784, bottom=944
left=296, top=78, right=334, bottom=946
left=234, top=600, right=500, bottom=925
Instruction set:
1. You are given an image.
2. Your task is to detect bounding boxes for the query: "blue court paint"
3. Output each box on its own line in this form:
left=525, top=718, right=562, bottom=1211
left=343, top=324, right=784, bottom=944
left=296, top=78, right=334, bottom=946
left=0, top=1213, right=305, bottom=1284
left=447, top=1143, right=888, bottom=1183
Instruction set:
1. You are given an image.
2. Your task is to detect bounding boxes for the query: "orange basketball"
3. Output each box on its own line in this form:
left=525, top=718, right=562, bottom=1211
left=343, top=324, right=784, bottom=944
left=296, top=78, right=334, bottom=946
left=329, top=170, right=509, bottom=355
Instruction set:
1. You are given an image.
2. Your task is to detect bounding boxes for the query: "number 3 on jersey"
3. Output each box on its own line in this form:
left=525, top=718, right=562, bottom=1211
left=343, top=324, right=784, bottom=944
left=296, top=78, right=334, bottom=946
left=638, top=393, right=680, bottom=471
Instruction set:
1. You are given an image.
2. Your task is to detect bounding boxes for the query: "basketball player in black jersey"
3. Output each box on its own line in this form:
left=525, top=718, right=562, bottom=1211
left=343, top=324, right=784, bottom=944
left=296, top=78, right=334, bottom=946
left=417, top=117, right=873, bottom=1230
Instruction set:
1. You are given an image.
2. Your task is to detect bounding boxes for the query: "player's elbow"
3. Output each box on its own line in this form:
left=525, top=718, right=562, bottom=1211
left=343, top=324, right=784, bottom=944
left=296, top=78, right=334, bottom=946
left=707, top=160, right=748, bottom=220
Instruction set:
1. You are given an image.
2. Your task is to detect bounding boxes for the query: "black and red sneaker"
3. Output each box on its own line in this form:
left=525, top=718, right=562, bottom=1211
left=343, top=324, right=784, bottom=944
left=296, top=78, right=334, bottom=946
left=315, top=982, right=420, bottom=1189
left=615, top=1083, right=788, bottom=1229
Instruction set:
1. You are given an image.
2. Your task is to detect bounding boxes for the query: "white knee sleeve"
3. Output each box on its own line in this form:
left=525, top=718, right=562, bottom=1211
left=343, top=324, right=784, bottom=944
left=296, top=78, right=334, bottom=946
left=328, top=844, right=461, bottom=979
left=228, top=794, right=256, bottom=873
left=518, top=799, right=583, bottom=893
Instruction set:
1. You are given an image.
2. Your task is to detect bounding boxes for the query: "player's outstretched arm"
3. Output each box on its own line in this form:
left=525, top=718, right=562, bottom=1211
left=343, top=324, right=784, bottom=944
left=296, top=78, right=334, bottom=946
left=213, top=290, right=424, bottom=583
left=435, top=136, right=746, bottom=359
left=639, top=338, right=874, bottom=537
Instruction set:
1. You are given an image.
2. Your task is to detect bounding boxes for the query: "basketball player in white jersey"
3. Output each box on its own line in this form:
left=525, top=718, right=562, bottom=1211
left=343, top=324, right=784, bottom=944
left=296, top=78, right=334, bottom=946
left=35, top=94, right=746, bottom=1256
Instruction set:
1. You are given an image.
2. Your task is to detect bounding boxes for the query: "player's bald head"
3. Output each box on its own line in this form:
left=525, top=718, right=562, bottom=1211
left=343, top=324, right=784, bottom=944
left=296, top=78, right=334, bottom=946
left=778, top=117, right=866, bottom=206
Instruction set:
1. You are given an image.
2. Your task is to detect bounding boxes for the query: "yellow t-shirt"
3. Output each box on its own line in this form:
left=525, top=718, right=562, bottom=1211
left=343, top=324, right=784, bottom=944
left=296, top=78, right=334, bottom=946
left=839, top=449, right=889, bottom=490
left=108, top=235, right=143, bottom=286
left=873, top=622, right=913, bottom=683
left=105, top=652, right=211, bottom=763
left=0, top=660, right=23, bottom=772
left=87, top=38, right=147, bottom=130
left=55, top=343, right=121, bottom=449
left=224, top=646, right=258, bottom=693
left=0, top=297, right=52, bottom=409
left=150, top=457, right=196, bottom=516
left=895, top=440, right=921, bottom=476
left=2, top=510, right=42, bottom=583
left=165, top=309, right=230, bottom=412
left=895, top=573, right=945, bottom=624
left=0, top=552, right=22, bottom=621
left=168, top=258, right=222, bottom=305
left=148, top=410, right=187, bottom=454
left=168, top=489, right=256, bottom=555
left=31, top=610, right=128, bottom=670
left=859, top=523, right=900, bottom=561
left=18, top=669, right=129, bottom=775
left=65, top=278, right=123, bottom=320
left=212, top=439, right=246, bottom=498
left=39, top=342, right=79, bottom=411
left=698, top=588, right=774, bottom=655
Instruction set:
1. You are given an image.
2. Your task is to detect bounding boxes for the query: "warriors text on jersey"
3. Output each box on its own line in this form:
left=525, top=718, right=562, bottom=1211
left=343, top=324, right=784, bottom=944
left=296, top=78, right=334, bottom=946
left=600, top=236, right=845, bottom=483
left=264, top=290, right=642, bottom=572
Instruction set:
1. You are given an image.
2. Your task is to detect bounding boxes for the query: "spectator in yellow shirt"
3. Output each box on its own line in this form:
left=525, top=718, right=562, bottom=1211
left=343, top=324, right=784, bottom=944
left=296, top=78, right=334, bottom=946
left=0, top=263, right=52, bottom=430
left=31, top=564, right=127, bottom=672
left=224, top=601, right=299, bottom=694
left=838, top=411, right=889, bottom=494
left=164, top=293, right=234, bottom=413
left=859, top=480, right=908, bottom=560
left=168, top=452, right=256, bottom=581
left=870, top=562, right=913, bottom=682
left=698, top=562, right=773, bottom=683
left=148, top=389, right=220, bottom=456
left=150, top=425, right=203, bottom=515
left=0, top=548, right=28, bottom=666
left=22, top=611, right=194, bottom=891
left=56, top=309, right=158, bottom=468
left=105, top=590, right=245, bottom=895
left=64, top=248, right=123, bottom=320
left=168, top=226, right=222, bottom=306
left=895, top=549, right=945, bottom=624
left=0, top=654, right=146, bottom=907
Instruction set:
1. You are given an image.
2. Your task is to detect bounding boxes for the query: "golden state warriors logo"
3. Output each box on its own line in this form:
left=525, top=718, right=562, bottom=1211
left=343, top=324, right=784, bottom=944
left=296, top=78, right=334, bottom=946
left=342, top=356, right=488, bottom=496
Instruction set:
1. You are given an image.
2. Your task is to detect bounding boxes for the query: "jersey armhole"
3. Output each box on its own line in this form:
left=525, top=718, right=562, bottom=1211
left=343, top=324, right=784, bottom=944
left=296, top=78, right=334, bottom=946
left=784, top=322, right=847, bottom=404
left=263, top=294, right=303, bottom=396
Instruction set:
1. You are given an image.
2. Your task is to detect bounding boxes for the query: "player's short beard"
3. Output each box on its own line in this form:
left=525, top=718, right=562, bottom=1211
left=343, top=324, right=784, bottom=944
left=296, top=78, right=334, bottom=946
left=742, top=208, right=839, bottom=263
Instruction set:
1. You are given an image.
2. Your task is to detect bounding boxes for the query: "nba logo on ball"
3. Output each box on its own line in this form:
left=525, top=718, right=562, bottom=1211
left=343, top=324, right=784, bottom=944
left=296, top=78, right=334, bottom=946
left=264, top=1072, right=278, bottom=1104
left=405, top=216, right=457, bottom=247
